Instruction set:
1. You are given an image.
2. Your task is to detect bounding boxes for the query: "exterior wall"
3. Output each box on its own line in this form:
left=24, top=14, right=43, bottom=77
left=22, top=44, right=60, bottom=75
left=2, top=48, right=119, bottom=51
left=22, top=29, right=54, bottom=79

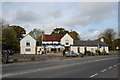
left=70, top=46, right=109, bottom=54
left=105, top=47, right=109, bottom=53
left=20, top=35, right=36, bottom=47
left=99, top=47, right=109, bottom=53
left=42, top=41, right=59, bottom=44
left=37, top=46, right=44, bottom=54
left=42, top=41, right=52, bottom=44
left=71, top=46, right=78, bottom=54
left=80, top=47, right=85, bottom=54
left=20, top=35, right=36, bottom=54
left=71, top=46, right=97, bottom=54
left=21, top=46, right=36, bottom=54
left=60, top=33, right=73, bottom=46
left=86, top=47, right=98, bottom=53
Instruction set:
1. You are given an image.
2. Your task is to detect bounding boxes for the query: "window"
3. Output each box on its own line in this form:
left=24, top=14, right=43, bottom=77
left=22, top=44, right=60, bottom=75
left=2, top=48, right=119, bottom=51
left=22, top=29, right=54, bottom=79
left=91, top=48, right=94, bottom=52
left=25, top=48, right=31, bottom=52
left=78, top=47, right=80, bottom=53
left=65, top=40, right=69, bottom=45
left=26, top=41, right=30, bottom=46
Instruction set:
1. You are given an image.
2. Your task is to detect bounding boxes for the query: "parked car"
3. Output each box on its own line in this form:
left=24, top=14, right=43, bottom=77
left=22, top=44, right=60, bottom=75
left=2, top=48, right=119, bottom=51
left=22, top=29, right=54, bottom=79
left=65, top=51, right=79, bottom=57
left=2, top=50, right=9, bottom=64
left=2, top=49, right=16, bottom=64
left=7, top=49, right=15, bottom=55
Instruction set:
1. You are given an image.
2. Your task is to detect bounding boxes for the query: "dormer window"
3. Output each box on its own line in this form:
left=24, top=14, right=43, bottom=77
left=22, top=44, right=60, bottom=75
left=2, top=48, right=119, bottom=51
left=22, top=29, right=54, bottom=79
left=26, top=41, right=30, bottom=46
left=65, top=40, right=69, bottom=45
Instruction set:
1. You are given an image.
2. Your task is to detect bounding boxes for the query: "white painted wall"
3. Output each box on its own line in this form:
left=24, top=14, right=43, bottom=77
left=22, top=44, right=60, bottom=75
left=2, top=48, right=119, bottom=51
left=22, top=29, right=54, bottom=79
left=70, top=46, right=109, bottom=54
left=37, top=46, right=44, bottom=54
left=20, top=35, right=36, bottom=54
left=71, top=46, right=78, bottom=54
left=60, top=33, right=73, bottom=46
left=105, top=47, right=109, bottom=53
left=87, top=47, right=98, bottom=53
left=42, top=41, right=59, bottom=44
left=80, top=47, right=85, bottom=54
left=21, top=46, right=36, bottom=54
left=99, top=47, right=109, bottom=53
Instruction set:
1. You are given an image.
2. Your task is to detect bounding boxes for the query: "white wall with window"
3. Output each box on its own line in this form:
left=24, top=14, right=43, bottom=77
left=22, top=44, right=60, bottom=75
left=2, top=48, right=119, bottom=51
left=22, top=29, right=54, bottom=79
left=60, top=33, right=73, bottom=46
left=20, top=35, right=36, bottom=54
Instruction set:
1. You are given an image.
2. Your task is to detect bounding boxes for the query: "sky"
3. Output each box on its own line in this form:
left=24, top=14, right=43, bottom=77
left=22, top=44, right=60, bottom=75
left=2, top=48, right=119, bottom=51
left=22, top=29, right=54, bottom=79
left=2, top=2, right=118, bottom=40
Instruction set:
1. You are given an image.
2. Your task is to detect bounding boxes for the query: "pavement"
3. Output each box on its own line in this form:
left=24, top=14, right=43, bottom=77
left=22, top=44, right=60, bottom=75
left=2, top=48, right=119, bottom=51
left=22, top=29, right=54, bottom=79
left=2, top=55, right=120, bottom=79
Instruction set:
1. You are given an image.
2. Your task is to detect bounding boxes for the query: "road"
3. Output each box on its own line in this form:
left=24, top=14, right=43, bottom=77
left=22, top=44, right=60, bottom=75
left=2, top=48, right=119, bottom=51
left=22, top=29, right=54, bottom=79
left=2, top=55, right=120, bottom=78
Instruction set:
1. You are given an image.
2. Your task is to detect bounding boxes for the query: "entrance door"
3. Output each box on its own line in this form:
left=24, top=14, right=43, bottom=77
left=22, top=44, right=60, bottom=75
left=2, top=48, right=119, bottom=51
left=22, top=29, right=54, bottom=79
left=65, top=47, right=70, bottom=52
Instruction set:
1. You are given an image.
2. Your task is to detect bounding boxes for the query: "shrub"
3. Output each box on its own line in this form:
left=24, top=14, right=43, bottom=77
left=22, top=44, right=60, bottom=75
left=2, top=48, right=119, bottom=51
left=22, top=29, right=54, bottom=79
left=101, top=49, right=107, bottom=55
left=86, top=51, right=95, bottom=56
left=95, top=49, right=101, bottom=55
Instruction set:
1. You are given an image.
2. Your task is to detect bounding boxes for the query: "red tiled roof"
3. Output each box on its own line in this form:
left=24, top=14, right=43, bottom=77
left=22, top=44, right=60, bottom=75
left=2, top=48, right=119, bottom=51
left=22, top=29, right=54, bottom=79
left=42, top=34, right=64, bottom=41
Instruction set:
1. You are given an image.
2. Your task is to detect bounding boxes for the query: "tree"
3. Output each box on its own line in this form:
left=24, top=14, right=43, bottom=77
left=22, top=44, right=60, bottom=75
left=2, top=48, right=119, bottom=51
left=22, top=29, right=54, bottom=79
left=2, top=27, right=18, bottom=50
left=9, top=25, right=26, bottom=41
left=1, top=22, right=26, bottom=51
left=51, top=28, right=68, bottom=35
left=69, top=31, right=80, bottom=40
left=29, top=29, right=44, bottom=45
left=51, top=28, right=80, bottom=40
left=112, top=38, right=120, bottom=50
left=100, top=28, right=116, bottom=50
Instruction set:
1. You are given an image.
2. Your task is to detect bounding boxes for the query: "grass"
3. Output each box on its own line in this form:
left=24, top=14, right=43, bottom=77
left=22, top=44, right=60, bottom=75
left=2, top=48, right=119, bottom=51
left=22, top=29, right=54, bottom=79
left=2, top=60, right=44, bottom=64
left=15, top=60, right=43, bottom=63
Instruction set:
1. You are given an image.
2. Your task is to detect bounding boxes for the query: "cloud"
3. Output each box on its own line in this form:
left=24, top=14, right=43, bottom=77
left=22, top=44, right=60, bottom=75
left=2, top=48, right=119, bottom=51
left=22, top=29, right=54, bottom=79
left=16, top=11, right=38, bottom=21
left=46, top=9, right=62, bottom=18
left=43, top=23, right=59, bottom=34
left=88, top=29, right=95, bottom=32
left=14, top=10, right=43, bottom=23
left=2, top=2, right=117, bottom=35
left=80, top=31, right=101, bottom=40
left=63, top=2, right=116, bottom=26
left=4, top=9, right=46, bottom=25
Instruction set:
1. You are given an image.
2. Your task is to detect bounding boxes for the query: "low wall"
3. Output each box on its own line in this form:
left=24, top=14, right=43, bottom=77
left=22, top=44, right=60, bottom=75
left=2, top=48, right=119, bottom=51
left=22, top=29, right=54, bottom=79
left=109, top=50, right=120, bottom=55
left=9, top=53, right=63, bottom=62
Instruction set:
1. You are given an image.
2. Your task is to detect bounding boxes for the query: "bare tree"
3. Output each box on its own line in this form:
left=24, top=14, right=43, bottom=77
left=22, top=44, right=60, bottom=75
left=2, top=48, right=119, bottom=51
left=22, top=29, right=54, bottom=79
left=100, top=28, right=116, bottom=50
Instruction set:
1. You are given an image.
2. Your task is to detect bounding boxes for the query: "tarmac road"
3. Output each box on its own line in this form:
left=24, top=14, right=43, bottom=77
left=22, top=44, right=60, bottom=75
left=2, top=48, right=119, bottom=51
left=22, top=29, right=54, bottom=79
left=2, top=55, right=120, bottom=78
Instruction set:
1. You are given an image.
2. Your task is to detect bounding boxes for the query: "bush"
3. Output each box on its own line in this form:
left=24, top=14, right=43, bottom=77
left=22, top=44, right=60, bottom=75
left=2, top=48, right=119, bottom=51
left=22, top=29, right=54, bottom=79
left=95, top=50, right=101, bottom=55
left=86, top=51, right=95, bottom=56
left=101, top=49, right=108, bottom=55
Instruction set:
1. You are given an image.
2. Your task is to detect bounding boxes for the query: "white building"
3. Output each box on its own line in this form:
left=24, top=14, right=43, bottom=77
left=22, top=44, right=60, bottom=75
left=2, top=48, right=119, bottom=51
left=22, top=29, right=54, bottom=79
left=20, top=33, right=109, bottom=54
left=37, top=33, right=109, bottom=54
left=20, top=35, right=36, bottom=54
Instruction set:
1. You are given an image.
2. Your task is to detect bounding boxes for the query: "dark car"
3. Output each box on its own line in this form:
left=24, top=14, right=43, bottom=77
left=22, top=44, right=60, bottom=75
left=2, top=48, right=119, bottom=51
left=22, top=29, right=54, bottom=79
left=2, top=49, right=15, bottom=64
left=2, top=50, right=9, bottom=64
left=66, top=51, right=79, bottom=57
left=7, top=49, right=15, bottom=55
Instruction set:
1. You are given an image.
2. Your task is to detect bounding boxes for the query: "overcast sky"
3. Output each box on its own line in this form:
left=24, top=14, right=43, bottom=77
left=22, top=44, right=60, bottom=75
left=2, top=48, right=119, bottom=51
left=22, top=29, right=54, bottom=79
left=2, top=2, right=118, bottom=40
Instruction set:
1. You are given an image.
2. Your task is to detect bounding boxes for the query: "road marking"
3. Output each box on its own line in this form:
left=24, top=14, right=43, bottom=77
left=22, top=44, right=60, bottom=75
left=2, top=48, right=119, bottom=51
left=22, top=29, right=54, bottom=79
left=3, top=57, right=120, bottom=77
left=117, top=63, right=120, bottom=65
left=90, top=63, right=119, bottom=78
left=101, top=69, right=107, bottom=72
left=90, top=73, right=98, bottom=78
left=108, top=67, right=112, bottom=69
left=113, top=65, right=117, bottom=67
